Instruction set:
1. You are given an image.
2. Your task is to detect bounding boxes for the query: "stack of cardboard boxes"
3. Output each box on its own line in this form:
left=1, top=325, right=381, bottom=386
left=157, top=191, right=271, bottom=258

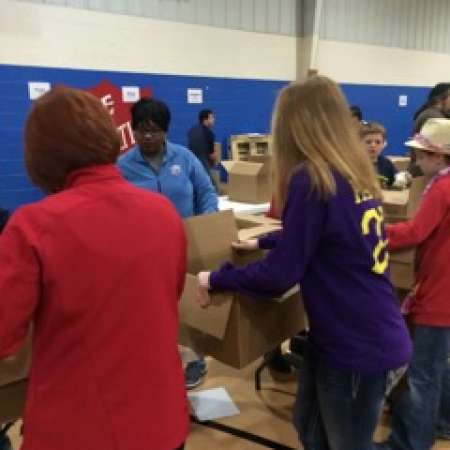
left=223, top=134, right=273, bottom=204
left=229, top=134, right=271, bottom=162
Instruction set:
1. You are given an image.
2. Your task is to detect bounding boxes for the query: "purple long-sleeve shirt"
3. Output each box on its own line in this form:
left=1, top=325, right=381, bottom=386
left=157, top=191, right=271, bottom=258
left=210, top=168, right=412, bottom=373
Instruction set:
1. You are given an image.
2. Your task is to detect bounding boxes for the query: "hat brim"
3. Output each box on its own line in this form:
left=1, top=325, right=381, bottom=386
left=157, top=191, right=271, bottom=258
left=405, top=139, right=450, bottom=155
left=405, top=139, right=426, bottom=150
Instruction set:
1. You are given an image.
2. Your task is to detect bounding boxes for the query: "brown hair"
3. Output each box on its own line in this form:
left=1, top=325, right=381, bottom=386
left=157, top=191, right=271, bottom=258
left=25, top=86, right=121, bottom=193
left=360, top=122, right=387, bottom=140
left=272, top=76, right=381, bottom=208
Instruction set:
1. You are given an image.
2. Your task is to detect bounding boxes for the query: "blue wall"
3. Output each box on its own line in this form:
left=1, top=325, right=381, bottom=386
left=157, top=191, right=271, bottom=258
left=0, top=64, right=286, bottom=210
left=342, top=83, right=428, bottom=154
left=0, top=63, right=430, bottom=211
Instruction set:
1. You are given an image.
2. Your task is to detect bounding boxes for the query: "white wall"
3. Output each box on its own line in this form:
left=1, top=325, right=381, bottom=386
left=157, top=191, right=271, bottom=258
left=316, top=39, right=450, bottom=87
left=0, top=0, right=297, bottom=81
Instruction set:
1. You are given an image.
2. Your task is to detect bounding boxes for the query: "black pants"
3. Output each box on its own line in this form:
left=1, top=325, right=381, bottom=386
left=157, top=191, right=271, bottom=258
left=175, top=444, right=185, bottom=450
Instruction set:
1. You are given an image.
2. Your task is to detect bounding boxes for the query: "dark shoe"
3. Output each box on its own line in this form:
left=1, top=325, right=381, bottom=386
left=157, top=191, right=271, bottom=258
left=289, top=331, right=308, bottom=356
left=436, top=429, right=450, bottom=440
left=373, top=442, right=393, bottom=450
left=0, top=432, right=12, bottom=450
left=185, top=359, right=208, bottom=390
left=265, top=348, right=292, bottom=374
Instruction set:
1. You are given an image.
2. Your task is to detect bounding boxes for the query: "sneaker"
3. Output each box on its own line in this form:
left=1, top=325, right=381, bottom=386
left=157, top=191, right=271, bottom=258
left=436, top=429, right=450, bottom=440
left=185, top=359, right=208, bottom=390
left=289, top=331, right=308, bottom=356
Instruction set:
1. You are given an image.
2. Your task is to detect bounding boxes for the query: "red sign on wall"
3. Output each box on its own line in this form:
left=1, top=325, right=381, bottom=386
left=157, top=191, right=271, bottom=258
left=86, top=80, right=152, bottom=153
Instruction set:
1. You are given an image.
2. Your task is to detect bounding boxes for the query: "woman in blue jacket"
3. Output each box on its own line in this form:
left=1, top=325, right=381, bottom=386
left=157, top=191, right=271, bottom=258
left=118, top=98, right=217, bottom=218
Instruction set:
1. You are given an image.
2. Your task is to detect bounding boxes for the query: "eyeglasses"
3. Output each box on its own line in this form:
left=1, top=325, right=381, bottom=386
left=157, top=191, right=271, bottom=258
left=135, top=124, right=164, bottom=139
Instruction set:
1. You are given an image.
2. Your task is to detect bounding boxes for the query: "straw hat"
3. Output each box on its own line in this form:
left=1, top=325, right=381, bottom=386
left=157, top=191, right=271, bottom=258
left=405, top=118, right=450, bottom=155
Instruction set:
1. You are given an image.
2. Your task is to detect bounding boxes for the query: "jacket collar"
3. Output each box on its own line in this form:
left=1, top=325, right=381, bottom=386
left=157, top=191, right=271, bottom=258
left=64, top=164, right=122, bottom=189
left=132, top=141, right=176, bottom=166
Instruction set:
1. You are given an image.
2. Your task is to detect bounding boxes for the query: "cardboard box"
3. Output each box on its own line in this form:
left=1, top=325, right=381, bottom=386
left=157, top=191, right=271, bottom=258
left=229, top=134, right=271, bottom=161
left=213, top=142, right=222, bottom=164
left=389, top=249, right=416, bottom=290
left=179, top=210, right=305, bottom=369
left=383, top=177, right=428, bottom=290
left=234, top=212, right=281, bottom=228
left=387, top=156, right=410, bottom=172
left=0, top=340, right=30, bottom=424
left=382, top=176, right=428, bottom=223
left=0, top=380, right=27, bottom=424
left=221, top=159, right=272, bottom=204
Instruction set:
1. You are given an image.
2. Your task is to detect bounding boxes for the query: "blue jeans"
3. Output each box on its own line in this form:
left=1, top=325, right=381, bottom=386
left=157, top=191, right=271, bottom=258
left=388, top=326, right=450, bottom=450
left=438, top=362, right=450, bottom=437
left=293, top=346, right=387, bottom=450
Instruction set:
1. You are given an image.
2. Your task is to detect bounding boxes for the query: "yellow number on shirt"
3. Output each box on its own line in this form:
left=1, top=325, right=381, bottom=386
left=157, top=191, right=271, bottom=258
left=361, top=206, right=389, bottom=275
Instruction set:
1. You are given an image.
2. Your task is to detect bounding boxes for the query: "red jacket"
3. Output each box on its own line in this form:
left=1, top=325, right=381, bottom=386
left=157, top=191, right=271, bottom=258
left=387, top=173, right=450, bottom=326
left=0, top=165, right=189, bottom=450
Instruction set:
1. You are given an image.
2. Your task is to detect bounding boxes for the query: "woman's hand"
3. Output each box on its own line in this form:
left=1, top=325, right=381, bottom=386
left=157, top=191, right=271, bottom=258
left=231, top=239, right=258, bottom=251
left=197, top=271, right=212, bottom=308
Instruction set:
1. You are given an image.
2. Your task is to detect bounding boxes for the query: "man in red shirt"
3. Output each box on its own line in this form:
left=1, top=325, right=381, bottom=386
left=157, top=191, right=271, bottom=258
left=378, top=118, right=450, bottom=450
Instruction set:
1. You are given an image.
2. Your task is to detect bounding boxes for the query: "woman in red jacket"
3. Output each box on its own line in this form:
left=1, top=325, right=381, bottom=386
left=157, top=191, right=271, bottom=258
left=378, top=118, right=450, bottom=450
left=0, top=87, right=189, bottom=450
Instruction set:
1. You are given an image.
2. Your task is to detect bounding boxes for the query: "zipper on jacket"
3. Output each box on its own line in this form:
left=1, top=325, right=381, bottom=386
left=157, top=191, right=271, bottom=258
left=144, top=160, right=162, bottom=193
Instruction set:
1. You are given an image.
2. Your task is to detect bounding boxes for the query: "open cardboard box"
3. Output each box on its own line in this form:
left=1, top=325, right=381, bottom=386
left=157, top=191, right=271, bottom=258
left=387, top=156, right=410, bottom=172
left=234, top=213, right=281, bottom=242
left=383, top=177, right=428, bottom=290
left=221, top=157, right=272, bottom=204
left=382, top=176, right=427, bottom=223
left=179, top=210, right=305, bottom=369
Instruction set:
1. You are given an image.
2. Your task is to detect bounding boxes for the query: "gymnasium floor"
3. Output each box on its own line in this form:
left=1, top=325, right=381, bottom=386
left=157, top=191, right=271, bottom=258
left=7, top=356, right=450, bottom=449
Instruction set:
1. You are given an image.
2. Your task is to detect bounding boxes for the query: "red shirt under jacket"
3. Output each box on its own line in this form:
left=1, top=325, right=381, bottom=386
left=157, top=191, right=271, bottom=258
left=0, top=164, right=189, bottom=450
left=387, top=174, right=450, bottom=326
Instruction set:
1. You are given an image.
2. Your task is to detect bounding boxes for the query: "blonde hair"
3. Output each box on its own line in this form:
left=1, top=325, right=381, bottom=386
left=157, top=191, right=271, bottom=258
left=360, top=122, right=387, bottom=140
left=272, top=76, right=381, bottom=208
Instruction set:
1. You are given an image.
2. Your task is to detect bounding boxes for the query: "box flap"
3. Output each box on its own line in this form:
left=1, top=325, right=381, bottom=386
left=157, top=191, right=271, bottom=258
left=238, top=224, right=281, bottom=241
left=181, top=210, right=240, bottom=339
left=184, top=210, right=238, bottom=274
left=0, top=334, right=31, bottom=387
left=179, top=273, right=233, bottom=339
left=221, top=160, right=237, bottom=173
left=407, top=176, right=428, bottom=216
left=0, top=380, right=27, bottom=424
left=223, top=161, right=264, bottom=176
left=382, top=189, right=409, bottom=206
left=235, top=213, right=281, bottom=228
left=390, top=248, right=415, bottom=264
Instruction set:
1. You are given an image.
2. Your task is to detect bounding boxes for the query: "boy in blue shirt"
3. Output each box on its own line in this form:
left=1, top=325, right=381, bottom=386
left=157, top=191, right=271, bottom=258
left=361, top=122, right=398, bottom=188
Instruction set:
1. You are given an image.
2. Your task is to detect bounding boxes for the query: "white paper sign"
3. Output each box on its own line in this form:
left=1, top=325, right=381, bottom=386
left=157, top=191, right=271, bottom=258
left=187, top=88, right=203, bottom=104
left=28, top=82, right=51, bottom=100
left=188, top=387, right=240, bottom=422
left=398, top=95, right=408, bottom=107
left=122, top=86, right=140, bottom=103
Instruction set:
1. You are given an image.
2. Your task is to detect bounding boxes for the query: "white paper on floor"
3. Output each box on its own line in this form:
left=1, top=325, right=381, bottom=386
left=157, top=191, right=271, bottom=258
left=188, top=386, right=240, bottom=422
